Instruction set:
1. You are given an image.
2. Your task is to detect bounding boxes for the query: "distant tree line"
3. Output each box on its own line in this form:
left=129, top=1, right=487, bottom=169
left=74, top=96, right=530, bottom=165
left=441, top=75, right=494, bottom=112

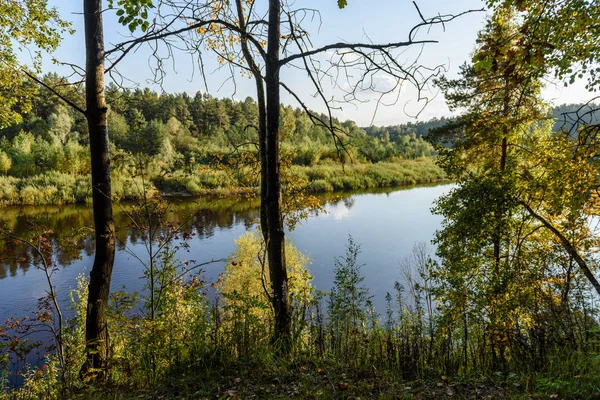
left=0, top=74, right=438, bottom=181
left=364, top=103, right=600, bottom=143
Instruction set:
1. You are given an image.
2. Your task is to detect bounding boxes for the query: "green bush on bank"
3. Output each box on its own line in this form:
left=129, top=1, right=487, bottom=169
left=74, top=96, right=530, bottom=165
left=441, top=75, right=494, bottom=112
left=298, top=158, right=446, bottom=193
left=0, top=173, right=91, bottom=205
left=0, top=158, right=446, bottom=206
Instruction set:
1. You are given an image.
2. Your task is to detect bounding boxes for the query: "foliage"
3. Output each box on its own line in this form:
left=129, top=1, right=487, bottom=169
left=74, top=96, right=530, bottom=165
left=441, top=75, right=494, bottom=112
left=0, top=80, right=446, bottom=206
left=0, top=0, right=71, bottom=127
left=0, top=230, right=599, bottom=399
left=0, top=158, right=445, bottom=206
left=327, top=236, right=376, bottom=368
left=487, top=0, right=600, bottom=90
left=109, top=0, right=154, bottom=33
left=430, top=3, right=600, bottom=383
left=328, top=236, right=371, bottom=334
left=0, top=152, right=10, bottom=175
left=3, top=0, right=600, bottom=397
left=219, top=231, right=313, bottom=353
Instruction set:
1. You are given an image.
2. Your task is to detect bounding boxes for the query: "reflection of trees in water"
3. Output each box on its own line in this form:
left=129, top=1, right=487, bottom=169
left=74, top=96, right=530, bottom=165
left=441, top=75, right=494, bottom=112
left=326, top=194, right=356, bottom=210
left=0, top=197, right=261, bottom=279
left=0, top=245, right=34, bottom=280
left=0, top=191, right=363, bottom=279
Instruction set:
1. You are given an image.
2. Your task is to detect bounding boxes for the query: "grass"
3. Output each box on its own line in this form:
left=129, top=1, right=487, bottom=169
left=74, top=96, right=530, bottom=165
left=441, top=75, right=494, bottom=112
left=297, top=158, right=446, bottom=193
left=0, top=158, right=447, bottom=206
left=68, top=360, right=577, bottom=399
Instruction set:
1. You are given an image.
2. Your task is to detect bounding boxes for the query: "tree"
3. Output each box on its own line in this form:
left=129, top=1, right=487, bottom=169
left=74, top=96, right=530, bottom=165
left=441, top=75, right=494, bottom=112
left=482, top=0, right=600, bottom=295
left=0, top=151, right=10, bottom=174
left=219, top=231, right=313, bottom=332
left=486, top=0, right=600, bottom=90
left=0, top=1, right=71, bottom=127
left=10, top=130, right=35, bottom=176
left=126, top=107, right=147, bottom=132
left=128, top=119, right=168, bottom=157
left=429, top=8, right=551, bottom=369
left=433, top=7, right=545, bottom=269
left=105, top=0, right=479, bottom=347
left=81, top=0, right=115, bottom=377
left=47, top=104, right=74, bottom=144
left=107, top=111, right=129, bottom=148
left=429, top=3, right=600, bottom=371
left=1, top=0, right=154, bottom=377
left=329, top=236, right=371, bottom=339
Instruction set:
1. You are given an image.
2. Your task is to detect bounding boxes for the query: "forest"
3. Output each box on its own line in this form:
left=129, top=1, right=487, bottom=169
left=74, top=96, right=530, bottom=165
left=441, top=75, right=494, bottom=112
left=1, top=0, right=600, bottom=399
left=0, top=78, right=441, bottom=205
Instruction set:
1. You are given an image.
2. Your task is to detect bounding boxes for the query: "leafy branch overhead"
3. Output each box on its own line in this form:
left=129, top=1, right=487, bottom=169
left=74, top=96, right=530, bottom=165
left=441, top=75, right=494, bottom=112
left=109, top=0, right=155, bottom=32
left=486, top=0, right=600, bottom=89
left=0, top=0, right=71, bottom=127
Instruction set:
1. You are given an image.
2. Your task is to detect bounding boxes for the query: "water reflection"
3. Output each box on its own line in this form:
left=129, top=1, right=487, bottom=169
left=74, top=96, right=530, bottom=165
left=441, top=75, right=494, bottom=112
left=0, top=196, right=265, bottom=279
left=0, top=189, right=376, bottom=278
left=0, top=184, right=450, bottom=328
left=0, top=186, right=448, bottom=281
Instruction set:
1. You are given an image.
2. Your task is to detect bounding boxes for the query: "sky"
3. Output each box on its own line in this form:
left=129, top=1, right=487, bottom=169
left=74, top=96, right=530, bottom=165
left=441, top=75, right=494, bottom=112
left=42, top=0, right=595, bottom=126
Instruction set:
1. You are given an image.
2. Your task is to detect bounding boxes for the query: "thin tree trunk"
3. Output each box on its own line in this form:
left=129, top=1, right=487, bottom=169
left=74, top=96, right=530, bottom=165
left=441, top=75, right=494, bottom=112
left=265, top=0, right=290, bottom=348
left=234, top=0, right=269, bottom=240
left=493, top=96, right=509, bottom=268
left=521, top=201, right=600, bottom=296
left=82, top=0, right=116, bottom=377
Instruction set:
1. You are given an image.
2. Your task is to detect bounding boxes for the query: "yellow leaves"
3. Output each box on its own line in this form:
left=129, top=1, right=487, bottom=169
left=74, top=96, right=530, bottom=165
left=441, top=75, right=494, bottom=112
left=219, top=231, right=313, bottom=323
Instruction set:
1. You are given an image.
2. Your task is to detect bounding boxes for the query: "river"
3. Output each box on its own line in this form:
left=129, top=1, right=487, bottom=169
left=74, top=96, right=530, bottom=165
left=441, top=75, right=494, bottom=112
left=0, top=184, right=451, bottom=324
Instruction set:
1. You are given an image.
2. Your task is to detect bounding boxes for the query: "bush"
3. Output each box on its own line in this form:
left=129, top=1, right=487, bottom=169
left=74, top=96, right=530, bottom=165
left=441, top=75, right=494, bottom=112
left=219, top=231, right=313, bottom=353
left=308, top=179, right=333, bottom=193
left=0, top=176, right=19, bottom=204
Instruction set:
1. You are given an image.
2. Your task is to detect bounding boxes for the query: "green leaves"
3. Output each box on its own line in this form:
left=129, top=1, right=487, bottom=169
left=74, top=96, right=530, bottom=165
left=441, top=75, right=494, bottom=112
left=109, top=0, right=154, bottom=33
left=473, top=56, right=493, bottom=73
left=487, top=0, right=600, bottom=90
left=0, top=0, right=71, bottom=127
left=337, top=0, right=348, bottom=9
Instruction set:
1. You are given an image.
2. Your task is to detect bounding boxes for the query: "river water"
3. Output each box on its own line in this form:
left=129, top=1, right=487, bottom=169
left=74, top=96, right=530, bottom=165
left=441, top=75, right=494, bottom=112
left=0, top=184, right=451, bottom=323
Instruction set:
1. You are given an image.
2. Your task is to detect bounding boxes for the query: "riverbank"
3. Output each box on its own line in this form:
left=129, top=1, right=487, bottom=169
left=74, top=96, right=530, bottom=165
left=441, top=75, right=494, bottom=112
left=0, top=158, right=446, bottom=206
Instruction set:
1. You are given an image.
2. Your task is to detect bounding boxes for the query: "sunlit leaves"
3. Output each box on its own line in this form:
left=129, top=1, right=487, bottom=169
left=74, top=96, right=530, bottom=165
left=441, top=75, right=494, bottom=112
left=431, top=6, right=559, bottom=353
left=473, top=56, right=493, bottom=73
left=487, top=0, right=600, bottom=90
left=337, top=0, right=348, bottom=9
left=219, top=231, right=313, bottom=323
left=434, top=8, right=545, bottom=179
left=0, top=0, right=71, bottom=127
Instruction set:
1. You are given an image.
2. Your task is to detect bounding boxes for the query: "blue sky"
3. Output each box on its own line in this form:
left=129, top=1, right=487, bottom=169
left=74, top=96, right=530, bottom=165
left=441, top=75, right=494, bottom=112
left=44, top=0, right=592, bottom=126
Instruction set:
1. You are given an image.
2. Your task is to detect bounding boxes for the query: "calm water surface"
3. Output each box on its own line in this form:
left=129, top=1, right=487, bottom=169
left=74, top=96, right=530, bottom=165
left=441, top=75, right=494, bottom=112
left=0, top=184, right=451, bottom=321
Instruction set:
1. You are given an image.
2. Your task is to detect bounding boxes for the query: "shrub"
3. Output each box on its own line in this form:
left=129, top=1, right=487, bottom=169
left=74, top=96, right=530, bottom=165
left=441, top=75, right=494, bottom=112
left=218, top=231, right=313, bottom=354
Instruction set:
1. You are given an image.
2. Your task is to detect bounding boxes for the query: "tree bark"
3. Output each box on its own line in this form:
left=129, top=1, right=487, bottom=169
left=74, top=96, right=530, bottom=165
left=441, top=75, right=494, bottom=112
left=234, top=0, right=269, bottom=241
left=82, top=0, right=116, bottom=376
left=265, top=0, right=291, bottom=348
left=493, top=90, right=509, bottom=268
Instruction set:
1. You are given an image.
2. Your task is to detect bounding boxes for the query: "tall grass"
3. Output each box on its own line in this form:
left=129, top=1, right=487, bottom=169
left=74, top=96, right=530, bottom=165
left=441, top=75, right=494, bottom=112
left=0, top=159, right=446, bottom=206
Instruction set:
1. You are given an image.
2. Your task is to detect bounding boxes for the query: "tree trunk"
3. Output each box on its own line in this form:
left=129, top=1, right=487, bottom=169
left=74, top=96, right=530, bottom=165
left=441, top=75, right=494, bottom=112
left=265, top=0, right=291, bottom=348
left=82, top=0, right=116, bottom=377
left=493, top=98, right=509, bottom=268
left=233, top=0, right=269, bottom=241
